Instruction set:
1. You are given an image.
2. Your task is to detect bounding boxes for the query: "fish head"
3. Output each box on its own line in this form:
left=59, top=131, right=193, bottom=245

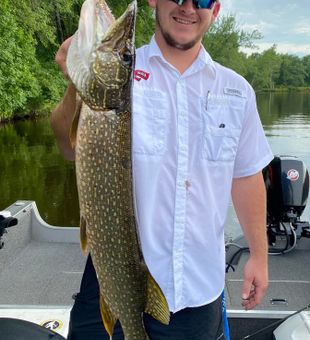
left=67, top=0, right=137, bottom=111
left=92, top=0, right=137, bottom=110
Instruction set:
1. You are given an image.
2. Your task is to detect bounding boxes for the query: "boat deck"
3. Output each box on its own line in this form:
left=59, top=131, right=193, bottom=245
left=1, top=201, right=310, bottom=339
left=0, top=201, right=85, bottom=307
left=226, top=236, right=310, bottom=314
left=225, top=236, right=310, bottom=339
left=0, top=241, right=84, bottom=306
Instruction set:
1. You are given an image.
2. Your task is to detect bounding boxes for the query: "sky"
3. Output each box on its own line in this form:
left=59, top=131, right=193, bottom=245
left=219, top=0, right=310, bottom=57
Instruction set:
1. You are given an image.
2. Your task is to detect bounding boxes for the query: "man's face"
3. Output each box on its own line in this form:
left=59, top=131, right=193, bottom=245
left=149, top=0, right=220, bottom=51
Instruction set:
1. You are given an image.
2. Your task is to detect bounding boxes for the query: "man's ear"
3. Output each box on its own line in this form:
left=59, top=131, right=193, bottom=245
left=148, top=0, right=157, bottom=10
left=211, top=2, right=221, bottom=22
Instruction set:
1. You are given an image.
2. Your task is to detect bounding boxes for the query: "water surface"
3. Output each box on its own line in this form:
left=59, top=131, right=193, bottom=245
left=0, top=119, right=78, bottom=226
left=227, top=92, right=310, bottom=238
left=1, top=92, right=309, bottom=238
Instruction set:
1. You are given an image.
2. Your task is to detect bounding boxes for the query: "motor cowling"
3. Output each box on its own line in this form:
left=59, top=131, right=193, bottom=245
left=263, top=156, right=309, bottom=223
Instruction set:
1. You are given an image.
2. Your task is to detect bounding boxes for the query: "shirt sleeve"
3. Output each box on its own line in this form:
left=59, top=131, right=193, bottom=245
left=233, top=87, right=274, bottom=178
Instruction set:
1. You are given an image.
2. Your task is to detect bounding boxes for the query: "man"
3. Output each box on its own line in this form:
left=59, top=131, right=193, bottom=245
left=51, top=0, right=273, bottom=339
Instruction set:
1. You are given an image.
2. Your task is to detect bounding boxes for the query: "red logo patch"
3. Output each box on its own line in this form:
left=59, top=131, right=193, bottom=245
left=134, top=70, right=150, bottom=81
left=287, top=169, right=299, bottom=181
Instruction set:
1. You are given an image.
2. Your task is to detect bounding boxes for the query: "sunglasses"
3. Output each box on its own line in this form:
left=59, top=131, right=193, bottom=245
left=170, top=0, right=216, bottom=9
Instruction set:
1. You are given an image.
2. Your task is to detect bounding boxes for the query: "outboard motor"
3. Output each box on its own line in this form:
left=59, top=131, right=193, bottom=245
left=263, top=155, right=309, bottom=224
left=263, top=155, right=310, bottom=253
left=226, top=155, right=310, bottom=271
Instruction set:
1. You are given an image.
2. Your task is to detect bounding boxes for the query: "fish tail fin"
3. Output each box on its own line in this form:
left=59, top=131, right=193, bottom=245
left=79, top=215, right=88, bottom=255
left=145, top=272, right=170, bottom=325
left=99, top=294, right=117, bottom=336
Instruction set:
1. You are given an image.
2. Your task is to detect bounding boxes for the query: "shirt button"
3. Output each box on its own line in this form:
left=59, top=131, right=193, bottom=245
left=185, top=180, right=191, bottom=189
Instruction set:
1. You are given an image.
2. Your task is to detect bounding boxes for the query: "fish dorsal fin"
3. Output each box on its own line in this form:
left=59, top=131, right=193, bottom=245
left=79, top=215, right=88, bottom=255
left=100, top=294, right=117, bottom=336
left=69, top=94, right=83, bottom=148
left=145, top=273, right=170, bottom=325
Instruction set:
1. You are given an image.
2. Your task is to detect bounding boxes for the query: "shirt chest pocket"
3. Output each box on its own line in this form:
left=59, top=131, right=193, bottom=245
left=133, top=87, right=168, bottom=155
left=201, top=95, right=245, bottom=162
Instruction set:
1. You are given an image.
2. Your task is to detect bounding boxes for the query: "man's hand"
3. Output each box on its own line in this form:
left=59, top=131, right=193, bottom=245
left=241, top=256, right=268, bottom=310
left=55, top=36, right=73, bottom=79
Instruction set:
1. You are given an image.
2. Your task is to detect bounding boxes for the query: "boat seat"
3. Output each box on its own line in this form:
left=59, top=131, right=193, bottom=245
left=0, top=213, right=18, bottom=233
left=0, top=214, right=18, bottom=249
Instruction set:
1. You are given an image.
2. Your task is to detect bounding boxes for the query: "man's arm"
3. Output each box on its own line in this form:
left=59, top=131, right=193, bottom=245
left=51, top=83, right=76, bottom=160
left=231, top=171, right=268, bottom=310
left=51, top=36, right=76, bottom=161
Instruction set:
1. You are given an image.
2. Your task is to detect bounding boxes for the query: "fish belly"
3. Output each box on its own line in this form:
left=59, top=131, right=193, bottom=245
left=76, top=104, right=149, bottom=339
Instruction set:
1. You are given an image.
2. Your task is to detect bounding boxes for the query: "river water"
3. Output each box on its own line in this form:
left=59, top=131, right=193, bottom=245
left=1, top=92, right=309, bottom=239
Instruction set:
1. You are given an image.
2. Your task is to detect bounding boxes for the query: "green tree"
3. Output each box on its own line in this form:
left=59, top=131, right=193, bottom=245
left=0, top=1, right=85, bottom=121
left=20, top=0, right=84, bottom=109
left=203, top=15, right=261, bottom=76
left=246, top=46, right=281, bottom=91
left=303, top=56, right=310, bottom=86
left=107, top=0, right=154, bottom=47
left=278, top=54, right=307, bottom=87
left=0, top=1, right=41, bottom=120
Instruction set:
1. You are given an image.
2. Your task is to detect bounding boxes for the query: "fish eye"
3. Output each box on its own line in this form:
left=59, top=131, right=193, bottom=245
left=122, top=51, right=132, bottom=64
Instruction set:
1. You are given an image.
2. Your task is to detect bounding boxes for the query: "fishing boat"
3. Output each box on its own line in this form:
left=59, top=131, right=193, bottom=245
left=0, top=201, right=84, bottom=339
left=0, top=155, right=310, bottom=339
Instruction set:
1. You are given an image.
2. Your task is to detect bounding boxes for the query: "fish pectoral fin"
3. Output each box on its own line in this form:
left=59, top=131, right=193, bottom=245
left=69, top=94, right=83, bottom=148
left=100, top=294, right=117, bottom=337
left=145, top=273, right=170, bottom=325
left=79, top=215, right=88, bottom=255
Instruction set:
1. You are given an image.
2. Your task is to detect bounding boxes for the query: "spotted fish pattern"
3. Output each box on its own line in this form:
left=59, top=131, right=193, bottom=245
left=67, top=1, right=170, bottom=339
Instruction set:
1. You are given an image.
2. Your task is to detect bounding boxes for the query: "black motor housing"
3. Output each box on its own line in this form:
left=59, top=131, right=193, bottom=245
left=263, top=156, right=309, bottom=223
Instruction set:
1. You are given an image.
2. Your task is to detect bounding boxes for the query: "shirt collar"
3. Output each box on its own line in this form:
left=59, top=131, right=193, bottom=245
left=196, top=45, right=216, bottom=78
left=147, top=35, right=216, bottom=78
left=148, top=35, right=163, bottom=59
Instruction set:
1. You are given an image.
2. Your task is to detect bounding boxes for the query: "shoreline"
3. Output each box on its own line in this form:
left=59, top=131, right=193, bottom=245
left=1, top=88, right=310, bottom=124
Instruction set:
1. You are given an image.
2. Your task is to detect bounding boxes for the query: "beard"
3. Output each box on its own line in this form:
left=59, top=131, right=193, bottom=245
left=155, top=8, right=203, bottom=51
left=160, top=28, right=200, bottom=50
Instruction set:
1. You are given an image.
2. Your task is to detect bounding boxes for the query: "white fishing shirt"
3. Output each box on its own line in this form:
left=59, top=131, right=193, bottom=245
left=132, top=37, right=273, bottom=313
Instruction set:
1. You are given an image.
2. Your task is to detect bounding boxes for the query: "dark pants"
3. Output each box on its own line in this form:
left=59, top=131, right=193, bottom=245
left=68, top=255, right=225, bottom=340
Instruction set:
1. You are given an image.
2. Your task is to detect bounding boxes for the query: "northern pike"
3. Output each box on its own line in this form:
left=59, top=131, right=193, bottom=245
left=66, top=0, right=170, bottom=339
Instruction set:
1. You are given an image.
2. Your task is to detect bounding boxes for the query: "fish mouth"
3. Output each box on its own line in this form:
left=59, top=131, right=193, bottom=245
left=101, top=0, right=137, bottom=50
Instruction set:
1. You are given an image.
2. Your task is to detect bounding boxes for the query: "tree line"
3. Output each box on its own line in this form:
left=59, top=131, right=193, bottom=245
left=204, top=16, right=310, bottom=92
left=0, top=0, right=309, bottom=121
